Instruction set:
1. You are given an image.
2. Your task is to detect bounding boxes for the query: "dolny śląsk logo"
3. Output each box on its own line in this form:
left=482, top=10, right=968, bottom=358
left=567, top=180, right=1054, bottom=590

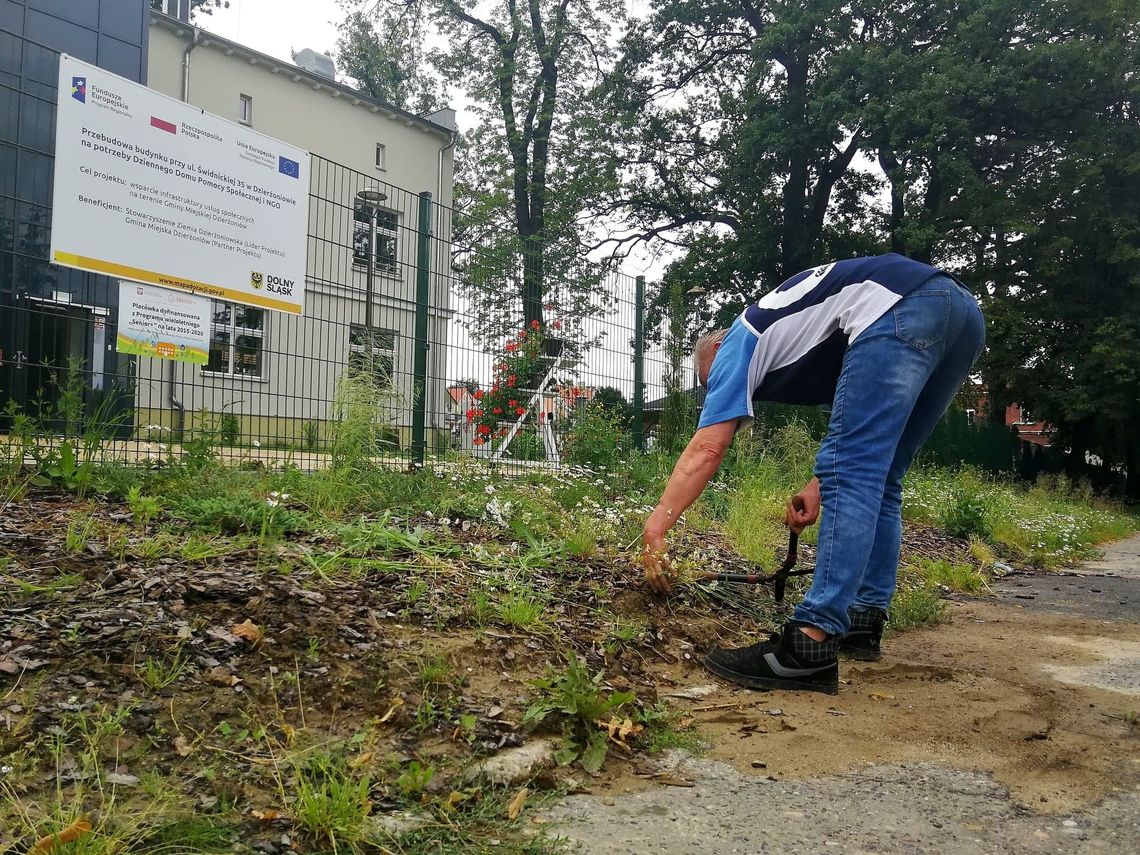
left=250, top=271, right=264, bottom=290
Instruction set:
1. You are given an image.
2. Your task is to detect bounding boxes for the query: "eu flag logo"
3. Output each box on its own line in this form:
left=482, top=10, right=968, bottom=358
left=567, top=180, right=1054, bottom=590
left=71, top=77, right=86, bottom=103
left=278, top=156, right=300, bottom=179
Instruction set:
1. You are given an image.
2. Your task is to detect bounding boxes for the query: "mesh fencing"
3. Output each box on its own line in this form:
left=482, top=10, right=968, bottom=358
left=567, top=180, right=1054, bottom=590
left=1, top=28, right=677, bottom=472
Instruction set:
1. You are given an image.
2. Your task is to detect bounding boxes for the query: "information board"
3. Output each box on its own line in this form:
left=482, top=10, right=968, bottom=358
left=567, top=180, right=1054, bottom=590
left=51, top=55, right=309, bottom=315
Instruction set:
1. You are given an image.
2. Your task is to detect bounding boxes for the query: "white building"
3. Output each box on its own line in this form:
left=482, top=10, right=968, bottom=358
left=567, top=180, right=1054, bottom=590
left=134, top=10, right=457, bottom=452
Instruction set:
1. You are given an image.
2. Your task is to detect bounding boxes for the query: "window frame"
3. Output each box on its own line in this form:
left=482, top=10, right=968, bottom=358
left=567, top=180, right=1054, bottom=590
left=352, top=201, right=399, bottom=277
left=375, top=142, right=387, bottom=171
left=238, top=93, right=253, bottom=125
left=203, top=300, right=267, bottom=380
left=347, top=325, right=398, bottom=385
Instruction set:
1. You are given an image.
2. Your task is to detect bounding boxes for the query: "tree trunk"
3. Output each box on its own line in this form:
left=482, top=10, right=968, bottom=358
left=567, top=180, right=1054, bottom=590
left=780, top=56, right=811, bottom=278
left=879, top=148, right=906, bottom=254
left=521, top=232, right=545, bottom=329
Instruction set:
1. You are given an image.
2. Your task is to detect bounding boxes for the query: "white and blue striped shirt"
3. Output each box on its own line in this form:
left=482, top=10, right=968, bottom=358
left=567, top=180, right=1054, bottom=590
left=698, top=253, right=951, bottom=428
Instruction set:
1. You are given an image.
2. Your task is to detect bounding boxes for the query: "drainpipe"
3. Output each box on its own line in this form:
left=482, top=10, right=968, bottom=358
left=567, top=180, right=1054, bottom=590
left=428, top=130, right=456, bottom=431
left=167, top=25, right=199, bottom=437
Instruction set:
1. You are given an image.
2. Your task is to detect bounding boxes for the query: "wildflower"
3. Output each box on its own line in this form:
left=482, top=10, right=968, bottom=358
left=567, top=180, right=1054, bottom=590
left=485, top=484, right=495, bottom=495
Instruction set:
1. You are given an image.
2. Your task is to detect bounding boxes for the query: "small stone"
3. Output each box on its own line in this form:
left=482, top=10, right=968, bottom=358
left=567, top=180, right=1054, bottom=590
left=105, top=772, right=140, bottom=787
left=464, top=740, right=556, bottom=787
left=363, top=811, right=432, bottom=839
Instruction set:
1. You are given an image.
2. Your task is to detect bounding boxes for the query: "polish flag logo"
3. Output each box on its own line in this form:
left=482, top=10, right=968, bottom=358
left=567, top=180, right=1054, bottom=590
left=150, top=116, right=177, bottom=134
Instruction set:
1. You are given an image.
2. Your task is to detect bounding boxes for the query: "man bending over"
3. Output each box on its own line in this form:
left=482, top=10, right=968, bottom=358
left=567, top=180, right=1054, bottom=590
left=641, top=253, right=985, bottom=694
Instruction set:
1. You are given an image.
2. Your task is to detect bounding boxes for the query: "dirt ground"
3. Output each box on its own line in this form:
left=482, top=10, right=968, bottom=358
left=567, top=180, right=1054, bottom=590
left=2, top=488, right=1137, bottom=853
left=549, top=535, right=1140, bottom=853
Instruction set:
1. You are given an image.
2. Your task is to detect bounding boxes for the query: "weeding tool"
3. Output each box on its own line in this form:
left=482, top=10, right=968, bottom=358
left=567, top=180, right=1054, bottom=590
left=701, top=529, right=812, bottom=603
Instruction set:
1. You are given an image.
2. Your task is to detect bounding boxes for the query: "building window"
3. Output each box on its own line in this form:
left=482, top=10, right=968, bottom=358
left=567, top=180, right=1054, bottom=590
left=206, top=301, right=265, bottom=378
left=1020, top=407, right=1032, bottom=424
left=348, top=326, right=397, bottom=384
left=239, top=94, right=253, bottom=125
left=966, top=408, right=976, bottom=426
left=375, top=142, right=387, bottom=171
left=353, top=202, right=398, bottom=275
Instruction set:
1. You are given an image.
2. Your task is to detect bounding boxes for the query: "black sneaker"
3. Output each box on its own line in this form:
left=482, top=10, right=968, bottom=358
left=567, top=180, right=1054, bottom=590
left=838, top=607, right=886, bottom=661
left=705, top=622, right=839, bottom=695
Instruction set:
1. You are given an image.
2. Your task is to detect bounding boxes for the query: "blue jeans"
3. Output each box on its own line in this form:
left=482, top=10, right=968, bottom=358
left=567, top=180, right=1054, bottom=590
left=791, top=275, right=985, bottom=636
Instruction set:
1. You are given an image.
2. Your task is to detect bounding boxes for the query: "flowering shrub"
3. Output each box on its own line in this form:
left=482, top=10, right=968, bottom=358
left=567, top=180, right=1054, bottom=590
left=466, top=320, right=559, bottom=447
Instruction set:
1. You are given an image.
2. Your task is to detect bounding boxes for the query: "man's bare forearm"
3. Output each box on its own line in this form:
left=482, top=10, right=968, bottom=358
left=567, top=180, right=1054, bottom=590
left=645, top=424, right=735, bottom=538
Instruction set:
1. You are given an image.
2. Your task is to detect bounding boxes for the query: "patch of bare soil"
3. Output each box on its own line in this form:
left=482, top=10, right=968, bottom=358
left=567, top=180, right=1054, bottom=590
left=636, top=598, right=1140, bottom=814
left=3, top=488, right=1135, bottom=848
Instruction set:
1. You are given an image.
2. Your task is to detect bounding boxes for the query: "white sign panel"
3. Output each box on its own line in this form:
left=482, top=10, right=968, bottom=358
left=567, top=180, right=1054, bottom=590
left=116, top=281, right=212, bottom=365
left=50, top=55, right=309, bottom=315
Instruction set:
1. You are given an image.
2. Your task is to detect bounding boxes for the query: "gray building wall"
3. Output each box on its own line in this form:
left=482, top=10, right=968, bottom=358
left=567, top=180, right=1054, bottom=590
left=0, top=0, right=149, bottom=427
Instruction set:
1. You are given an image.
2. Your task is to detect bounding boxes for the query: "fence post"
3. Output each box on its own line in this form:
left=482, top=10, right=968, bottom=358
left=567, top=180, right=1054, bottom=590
left=632, top=274, right=646, bottom=452
left=411, top=190, right=432, bottom=468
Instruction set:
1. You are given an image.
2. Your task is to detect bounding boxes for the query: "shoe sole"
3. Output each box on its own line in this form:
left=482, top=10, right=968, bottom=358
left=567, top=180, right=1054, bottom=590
left=704, top=656, right=839, bottom=695
left=839, top=647, right=882, bottom=662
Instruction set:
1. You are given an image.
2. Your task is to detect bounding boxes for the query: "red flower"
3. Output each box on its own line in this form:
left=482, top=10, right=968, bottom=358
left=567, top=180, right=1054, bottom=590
left=507, top=375, right=517, bottom=387
left=493, top=407, right=503, bottom=415
left=515, top=406, right=526, bottom=416
left=473, top=437, right=485, bottom=446
left=530, top=319, right=541, bottom=330
left=497, top=428, right=508, bottom=438
left=509, top=399, right=518, bottom=408
left=505, top=342, right=519, bottom=353
left=518, top=330, right=527, bottom=340
left=472, top=389, right=484, bottom=400
left=477, top=424, right=491, bottom=435
left=465, top=408, right=478, bottom=423
left=552, top=319, right=562, bottom=330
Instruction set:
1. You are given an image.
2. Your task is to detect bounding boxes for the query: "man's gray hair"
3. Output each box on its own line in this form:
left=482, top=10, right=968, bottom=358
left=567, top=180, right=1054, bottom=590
left=693, top=328, right=729, bottom=365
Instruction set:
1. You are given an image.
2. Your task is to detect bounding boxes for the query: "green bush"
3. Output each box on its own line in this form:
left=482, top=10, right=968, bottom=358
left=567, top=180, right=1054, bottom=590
left=938, top=489, right=993, bottom=540
left=563, top=403, right=630, bottom=468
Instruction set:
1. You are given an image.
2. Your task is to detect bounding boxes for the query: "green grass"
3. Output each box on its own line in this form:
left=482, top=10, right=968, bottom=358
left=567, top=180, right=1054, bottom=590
left=904, top=467, right=1137, bottom=567
left=888, top=583, right=948, bottom=631
left=916, top=558, right=989, bottom=593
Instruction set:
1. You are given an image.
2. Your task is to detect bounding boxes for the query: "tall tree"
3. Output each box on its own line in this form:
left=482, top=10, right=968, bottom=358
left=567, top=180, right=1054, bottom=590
left=335, top=0, right=624, bottom=346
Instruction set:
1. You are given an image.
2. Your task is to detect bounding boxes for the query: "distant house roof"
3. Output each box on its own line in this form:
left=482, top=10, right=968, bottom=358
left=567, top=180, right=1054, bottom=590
left=150, top=10, right=455, bottom=140
left=644, top=387, right=706, bottom=412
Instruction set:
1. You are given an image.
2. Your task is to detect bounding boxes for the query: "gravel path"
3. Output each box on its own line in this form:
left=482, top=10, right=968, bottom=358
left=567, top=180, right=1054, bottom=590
left=548, top=534, right=1140, bottom=854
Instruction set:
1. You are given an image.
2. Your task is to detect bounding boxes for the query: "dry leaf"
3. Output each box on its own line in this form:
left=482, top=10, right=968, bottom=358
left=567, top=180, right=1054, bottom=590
left=868, top=692, right=895, bottom=701
left=31, top=819, right=93, bottom=853
left=349, top=751, right=373, bottom=769
left=173, top=736, right=193, bottom=757
left=251, top=809, right=281, bottom=822
left=445, top=790, right=468, bottom=810
left=595, top=717, right=644, bottom=750
left=506, top=786, right=529, bottom=821
left=378, top=697, right=405, bottom=724
left=280, top=723, right=297, bottom=745
left=231, top=619, right=263, bottom=644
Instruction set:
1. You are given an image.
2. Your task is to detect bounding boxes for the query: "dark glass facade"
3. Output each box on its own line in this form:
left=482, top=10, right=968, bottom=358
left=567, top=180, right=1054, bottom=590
left=0, top=0, right=148, bottom=425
